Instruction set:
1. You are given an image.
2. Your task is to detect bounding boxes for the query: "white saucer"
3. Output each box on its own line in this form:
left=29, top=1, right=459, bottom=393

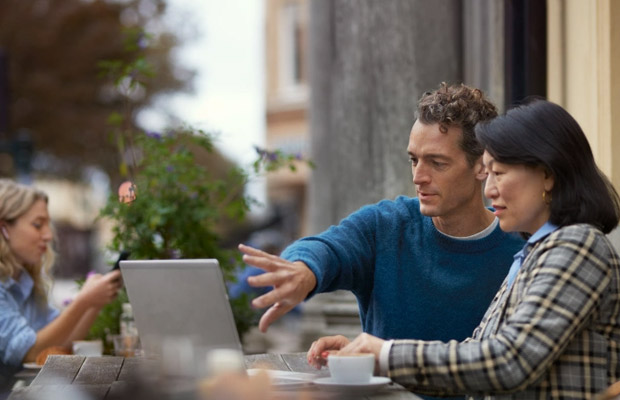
left=22, top=362, right=42, bottom=370
left=247, top=369, right=317, bottom=390
left=313, top=376, right=391, bottom=394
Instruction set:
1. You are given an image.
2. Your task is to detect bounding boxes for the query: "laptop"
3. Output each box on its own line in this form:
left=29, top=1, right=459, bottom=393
left=119, top=259, right=243, bottom=356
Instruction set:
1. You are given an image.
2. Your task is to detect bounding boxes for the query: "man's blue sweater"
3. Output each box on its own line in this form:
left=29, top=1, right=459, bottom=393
left=281, top=196, right=524, bottom=342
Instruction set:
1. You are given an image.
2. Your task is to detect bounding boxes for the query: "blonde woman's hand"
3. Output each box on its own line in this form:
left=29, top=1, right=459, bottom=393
left=76, top=270, right=121, bottom=308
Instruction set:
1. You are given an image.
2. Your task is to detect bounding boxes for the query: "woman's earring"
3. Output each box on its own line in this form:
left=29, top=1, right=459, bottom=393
left=1, top=227, right=8, bottom=240
left=543, top=191, right=552, bottom=205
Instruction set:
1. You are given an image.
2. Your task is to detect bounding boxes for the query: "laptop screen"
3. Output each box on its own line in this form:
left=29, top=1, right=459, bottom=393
left=119, top=259, right=243, bottom=356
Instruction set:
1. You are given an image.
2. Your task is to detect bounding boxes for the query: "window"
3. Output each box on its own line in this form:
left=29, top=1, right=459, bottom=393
left=279, top=1, right=308, bottom=99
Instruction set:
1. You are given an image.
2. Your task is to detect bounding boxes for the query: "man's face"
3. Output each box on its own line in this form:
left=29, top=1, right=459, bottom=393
left=407, top=120, right=484, bottom=219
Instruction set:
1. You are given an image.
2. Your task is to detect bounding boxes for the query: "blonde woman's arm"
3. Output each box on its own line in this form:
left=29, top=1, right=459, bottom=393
left=62, top=307, right=102, bottom=347
left=22, top=270, right=121, bottom=362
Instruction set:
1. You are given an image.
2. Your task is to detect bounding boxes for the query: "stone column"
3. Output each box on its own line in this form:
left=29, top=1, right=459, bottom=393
left=308, top=0, right=462, bottom=233
left=462, top=0, right=505, bottom=111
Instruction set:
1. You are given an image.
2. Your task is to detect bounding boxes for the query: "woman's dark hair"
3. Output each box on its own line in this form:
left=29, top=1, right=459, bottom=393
left=475, top=99, right=620, bottom=233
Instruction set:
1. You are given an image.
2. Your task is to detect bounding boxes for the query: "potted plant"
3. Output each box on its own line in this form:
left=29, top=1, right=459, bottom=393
left=98, top=128, right=260, bottom=342
left=86, top=28, right=310, bottom=351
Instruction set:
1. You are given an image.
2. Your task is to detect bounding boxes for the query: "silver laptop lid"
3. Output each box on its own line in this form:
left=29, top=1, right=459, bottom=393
left=120, top=259, right=242, bottom=355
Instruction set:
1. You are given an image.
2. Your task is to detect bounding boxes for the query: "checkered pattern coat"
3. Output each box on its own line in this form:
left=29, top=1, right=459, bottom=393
left=387, top=223, right=620, bottom=399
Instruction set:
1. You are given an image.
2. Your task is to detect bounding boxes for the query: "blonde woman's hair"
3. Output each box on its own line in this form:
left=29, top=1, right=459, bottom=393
left=0, top=179, right=55, bottom=304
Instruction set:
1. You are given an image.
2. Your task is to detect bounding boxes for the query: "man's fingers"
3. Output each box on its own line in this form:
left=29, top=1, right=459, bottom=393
left=247, top=270, right=290, bottom=288
left=242, top=255, right=274, bottom=272
left=238, top=243, right=265, bottom=255
left=238, top=244, right=281, bottom=260
left=239, top=244, right=315, bottom=334
left=242, top=254, right=287, bottom=273
left=251, top=287, right=288, bottom=309
left=258, top=303, right=294, bottom=333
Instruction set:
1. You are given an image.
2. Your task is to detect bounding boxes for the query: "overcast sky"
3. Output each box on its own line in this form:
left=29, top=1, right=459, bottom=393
left=141, top=0, right=265, bottom=168
left=137, top=0, right=266, bottom=205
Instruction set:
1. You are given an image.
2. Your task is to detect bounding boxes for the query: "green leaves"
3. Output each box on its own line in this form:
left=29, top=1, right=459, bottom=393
left=95, top=27, right=312, bottom=345
left=99, top=129, right=257, bottom=338
left=252, top=146, right=314, bottom=174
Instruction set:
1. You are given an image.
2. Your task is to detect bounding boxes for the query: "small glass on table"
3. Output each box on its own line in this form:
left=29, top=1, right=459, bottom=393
left=112, top=335, right=141, bottom=357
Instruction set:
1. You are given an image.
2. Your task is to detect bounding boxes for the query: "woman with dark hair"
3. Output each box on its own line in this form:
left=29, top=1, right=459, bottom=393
left=311, top=100, right=620, bottom=399
left=477, top=99, right=620, bottom=234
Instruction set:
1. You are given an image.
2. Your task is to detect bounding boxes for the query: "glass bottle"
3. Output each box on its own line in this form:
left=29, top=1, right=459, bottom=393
left=119, top=303, right=138, bottom=336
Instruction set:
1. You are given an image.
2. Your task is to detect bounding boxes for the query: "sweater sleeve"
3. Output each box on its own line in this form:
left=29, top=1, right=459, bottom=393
left=386, top=225, right=614, bottom=396
left=0, top=292, right=37, bottom=367
left=281, top=203, right=380, bottom=297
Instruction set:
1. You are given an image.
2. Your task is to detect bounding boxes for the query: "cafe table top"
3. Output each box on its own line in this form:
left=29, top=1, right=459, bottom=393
left=8, top=353, right=423, bottom=399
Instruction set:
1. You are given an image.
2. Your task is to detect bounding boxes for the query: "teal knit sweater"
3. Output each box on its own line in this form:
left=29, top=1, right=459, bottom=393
left=281, top=196, right=524, bottom=342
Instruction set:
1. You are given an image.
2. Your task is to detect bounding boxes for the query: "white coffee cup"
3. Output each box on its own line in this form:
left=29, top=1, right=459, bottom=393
left=72, top=340, right=103, bottom=356
left=327, top=353, right=375, bottom=384
left=204, top=348, right=246, bottom=377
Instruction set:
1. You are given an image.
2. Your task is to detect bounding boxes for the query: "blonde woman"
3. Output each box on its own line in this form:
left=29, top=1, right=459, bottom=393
left=0, top=179, right=120, bottom=372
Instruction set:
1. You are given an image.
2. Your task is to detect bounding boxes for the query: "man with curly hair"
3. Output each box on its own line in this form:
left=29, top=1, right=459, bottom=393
left=239, top=83, right=524, bottom=367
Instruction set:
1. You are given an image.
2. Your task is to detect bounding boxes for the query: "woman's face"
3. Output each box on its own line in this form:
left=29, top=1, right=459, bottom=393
left=483, top=151, right=554, bottom=234
left=4, top=199, right=53, bottom=266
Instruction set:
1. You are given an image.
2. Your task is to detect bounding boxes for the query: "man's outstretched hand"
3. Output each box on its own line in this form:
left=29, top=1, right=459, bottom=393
left=238, top=244, right=317, bottom=332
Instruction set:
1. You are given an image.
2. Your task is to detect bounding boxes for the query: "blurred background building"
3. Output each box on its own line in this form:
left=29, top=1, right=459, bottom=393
left=264, top=0, right=311, bottom=242
left=263, top=0, right=619, bottom=238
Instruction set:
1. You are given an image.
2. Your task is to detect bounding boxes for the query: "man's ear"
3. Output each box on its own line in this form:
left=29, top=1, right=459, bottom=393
left=474, top=158, right=488, bottom=181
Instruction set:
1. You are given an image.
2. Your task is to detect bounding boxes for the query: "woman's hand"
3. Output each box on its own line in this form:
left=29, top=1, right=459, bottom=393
left=306, top=335, right=351, bottom=369
left=75, top=270, right=122, bottom=308
left=338, top=333, right=385, bottom=372
left=24, top=270, right=122, bottom=362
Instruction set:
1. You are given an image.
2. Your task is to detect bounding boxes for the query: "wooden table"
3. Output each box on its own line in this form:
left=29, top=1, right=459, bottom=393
left=8, top=353, right=422, bottom=399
